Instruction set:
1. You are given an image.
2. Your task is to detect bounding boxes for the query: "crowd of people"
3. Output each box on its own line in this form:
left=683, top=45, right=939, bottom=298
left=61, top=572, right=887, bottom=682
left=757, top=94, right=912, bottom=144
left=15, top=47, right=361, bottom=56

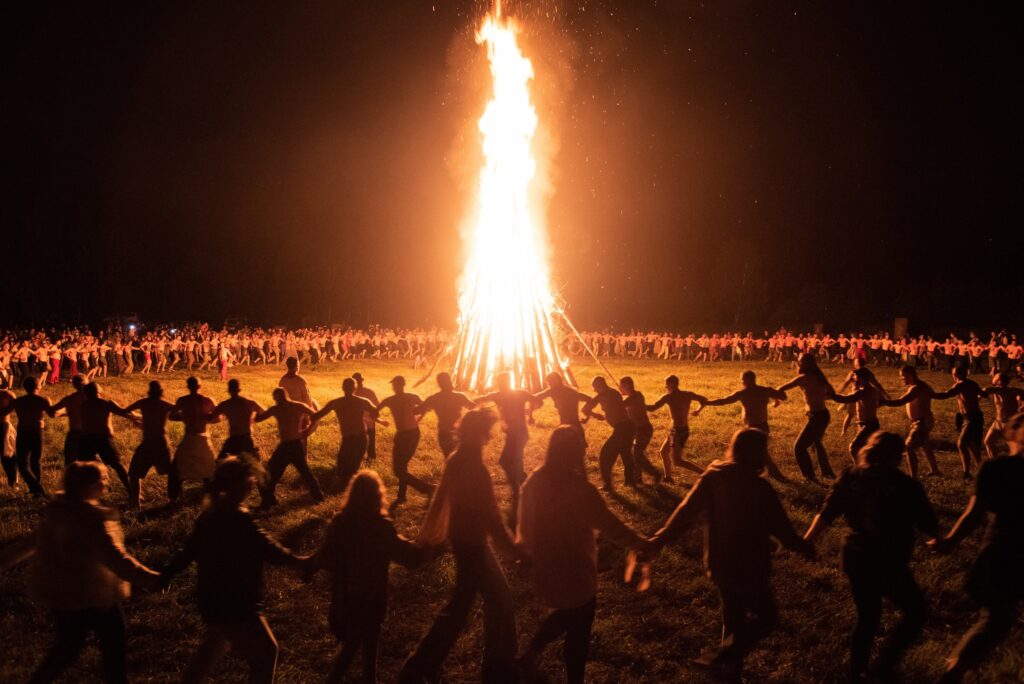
left=0, top=335, right=1023, bottom=682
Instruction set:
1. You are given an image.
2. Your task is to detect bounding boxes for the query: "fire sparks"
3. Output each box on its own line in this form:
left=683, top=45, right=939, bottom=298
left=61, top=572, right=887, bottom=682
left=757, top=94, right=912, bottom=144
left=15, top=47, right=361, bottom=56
left=450, top=9, right=568, bottom=391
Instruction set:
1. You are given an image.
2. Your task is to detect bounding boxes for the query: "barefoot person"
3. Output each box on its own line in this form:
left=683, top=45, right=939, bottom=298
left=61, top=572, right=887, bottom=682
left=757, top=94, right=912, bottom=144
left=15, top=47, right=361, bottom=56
left=980, top=373, right=1023, bottom=458
left=399, top=409, right=522, bottom=684
left=804, top=432, right=938, bottom=679
left=211, top=379, right=265, bottom=461
left=170, top=377, right=218, bottom=499
left=162, top=458, right=307, bottom=684
left=645, top=429, right=813, bottom=677
left=933, top=366, right=986, bottom=478
left=0, top=462, right=160, bottom=683
left=880, top=366, right=941, bottom=479
left=931, top=413, right=1024, bottom=683
left=125, top=381, right=176, bottom=510
left=478, top=372, right=540, bottom=522
left=311, top=378, right=379, bottom=489
left=255, top=388, right=325, bottom=508
left=0, top=376, right=53, bottom=497
left=417, top=372, right=477, bottom=458
left=516, top=426, right=646, bottom=683
left=827, top=367, right=883, bottom=465
left=78, top=383, right=137, bottom=496
left=377, top=376, right=433, bottom=505
left=777, top=353, right=836, bottom=482
left=697, top=371, right=788, bottom=481
left=646, top=375, right=708, bottom=483
left=582, top=376, right=636, bottom=492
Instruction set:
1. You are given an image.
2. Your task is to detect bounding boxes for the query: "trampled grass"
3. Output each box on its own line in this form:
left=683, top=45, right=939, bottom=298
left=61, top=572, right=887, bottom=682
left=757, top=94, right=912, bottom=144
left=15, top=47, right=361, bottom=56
left=1, top=359, right=1020, bottom=683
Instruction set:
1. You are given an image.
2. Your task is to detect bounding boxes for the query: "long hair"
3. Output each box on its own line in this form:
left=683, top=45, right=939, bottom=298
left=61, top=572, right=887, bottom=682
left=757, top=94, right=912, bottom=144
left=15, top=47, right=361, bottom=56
left=539, top=425, right=586, bottom=483
left=857, top=431, right=904, bottom=468
left=725, top=428, right=768, bottom=474
left=799, top=352, right=830, bottom=387
left=206, top=457, right=262, bottom=509
left=64, top=461, right=105, bottom=501
left=340, top=469, right=388, bottom=520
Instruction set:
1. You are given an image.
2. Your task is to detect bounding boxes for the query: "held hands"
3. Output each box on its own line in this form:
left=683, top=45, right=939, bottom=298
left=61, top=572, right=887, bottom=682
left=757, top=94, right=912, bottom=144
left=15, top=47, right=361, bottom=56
left=927, top=537, right=955, bottom=556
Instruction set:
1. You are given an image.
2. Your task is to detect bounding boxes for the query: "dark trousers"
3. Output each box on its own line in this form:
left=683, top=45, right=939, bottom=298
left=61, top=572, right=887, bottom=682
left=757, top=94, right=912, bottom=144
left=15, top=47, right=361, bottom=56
left=498, top=430, right=527, bottom=525
left=78, top=435, right=131, bottom=494
left=527, top=598, right=597, bottom=684
left=30, top=605, right=127, bottom=684
left=366, top=426, right=376, bottom=461
left=218, top=434, right=256, bottom=460
left=337, top=433, right=368, bottom=490
left=1, top=422, right=15, bottom=486
left=848, top=420, right=880, bottom=463
left=327, top=622, right=380, bottom=684
left=15, top=429, right=45, bottom=495
left=399, top=543, right=516, bottom=684
left=599, top=421, right=636, bottom=488
left=262, top=439, right=324, bottom=506
left=715, top=579, right=778, bottom=665
left=944, top=599, right=1019, bottom=681
left=632, top=423, right=659, bottom=479
left=794, top=409, right=834, bottom=480
left=63, top=429, right=82, bottom=466
left=393, top=429, right=430, bottom=501
left=845, top=553, right=926, bottom=675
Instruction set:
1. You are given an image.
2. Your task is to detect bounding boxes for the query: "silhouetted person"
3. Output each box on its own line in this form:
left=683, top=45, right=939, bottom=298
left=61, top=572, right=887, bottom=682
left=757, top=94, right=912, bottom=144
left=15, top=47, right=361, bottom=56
left=646, top=429, right=812, bottom=677
left=352, top=372, right=380, bottom=461
left=517, top=426, right=644, bottom=683
left=255, top=388, right=324, bottom=508
left=125, top=381, right=176, bottom=510
left=163, top=458, right=307, bottom=684
left=532, top=372, right=590, bottom=446
left=311, top=378, right=379, bottom=489
left=0, top=383, right=15, bottom=487
left=931, top=412, right=1024, bottom=683
left=827, top=367, right=883, bottom=464
left=880, top=366, right=941, bottom=479
left=399, top=409, right=522, bottom=684
left=78, top=383, right=136, bottom=495
left=804, top=432, right=938, bottom=679
left=170, top=377, right=218, bottom=499
left=0, top=376, right=53, bottom=496
left=478, top=372, right=539, bottom=524
left=646, top=374, right=707, bottom=482
left=212, top=379, right=265, bottom=460
left=307, top=470, right=424, bottom=684
left=51, top=375, right=86, bottom=465
left=778, top=353, right=836, bottom=482
left=619, top=376, right=661, bottom=484
left=980, top=373, right=1023, bottom=458
left=417, top=372, right=476, bottom=457
left=582, top=376, right=636, bottom=491
left=0, top=462, right=159, bottom=683
left=934, top=365, right=985, bottom=478
left=378, top=376, right=432, bottom=504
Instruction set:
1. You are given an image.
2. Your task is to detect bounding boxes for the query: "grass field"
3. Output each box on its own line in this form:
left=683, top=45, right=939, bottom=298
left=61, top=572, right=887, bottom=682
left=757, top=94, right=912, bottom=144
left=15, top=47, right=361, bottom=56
left=0, top=359, right=1021, bottom=683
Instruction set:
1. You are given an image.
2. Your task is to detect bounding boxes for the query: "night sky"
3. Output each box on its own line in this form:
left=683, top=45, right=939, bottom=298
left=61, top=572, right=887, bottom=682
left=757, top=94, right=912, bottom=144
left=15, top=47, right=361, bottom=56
left=4, top=1, right=1021, bottom=331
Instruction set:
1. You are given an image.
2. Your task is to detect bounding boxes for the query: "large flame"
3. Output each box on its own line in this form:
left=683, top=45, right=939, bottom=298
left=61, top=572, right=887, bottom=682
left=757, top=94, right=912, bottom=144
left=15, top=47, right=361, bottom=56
left=451, top=10, right=568, bottom=391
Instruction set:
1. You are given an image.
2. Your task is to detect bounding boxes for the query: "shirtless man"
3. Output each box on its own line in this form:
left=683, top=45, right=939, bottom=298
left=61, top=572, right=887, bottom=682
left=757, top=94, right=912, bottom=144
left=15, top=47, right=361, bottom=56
left=377, top=376, right=432, bottom=504
left=620, top=376, right=661, bottom=484
left=647, top=375, right=708, bottom=482
left=478, top=372, right=540, bottom=522
left=778, top=353, right=836, bottom=482
left=0, top=384, right=17, bottom=488
left=311, top=378, right=379, bottom=490
left=125, top=381, right=176, bottom=509
left=880, top=366, right=941, bottom=479
left=417, top=372, right=476, bottom=457
left=256, top=387, right=324, bottom=508
left=827, top=368, right=883, bottom=463
left=933, top=366, right=985, bottom=478
left=0, top=377, right=52, bottom=496
left=78, top=382, right=137, bottom=495
left=582, top=376, right=636, bottom=492
left=170, top=376, right=218, bottom=498
left=532, top=372, right=590, bottom=446
left=352, top=372, right=379, bottom=461
left=279, top=357, right=314, bottom=407
left=980, top=373, right=1024, bottom=458
left=211, top=379, right=265, bottom=460
left=698, top=371, right=788, bottom=481
left=51, top=375, right=87, bottom=465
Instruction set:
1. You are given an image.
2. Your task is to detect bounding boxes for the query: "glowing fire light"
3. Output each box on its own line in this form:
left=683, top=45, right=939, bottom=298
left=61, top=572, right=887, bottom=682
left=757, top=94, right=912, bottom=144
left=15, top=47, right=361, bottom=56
left=451, top=8, right=569, bottom=391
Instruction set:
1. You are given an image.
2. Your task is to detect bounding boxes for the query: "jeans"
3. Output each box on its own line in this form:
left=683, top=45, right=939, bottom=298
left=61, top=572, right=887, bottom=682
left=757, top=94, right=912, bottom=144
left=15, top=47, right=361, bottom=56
left=714, top=579, right=778, bottom=666
left=15, top=428, right=45, bottom=495
left=527, top=598, right=597, bottom=684
left=262, top=439, right=324, bottom=506
left=337, top=433, right=368, bottom=490
left=327, top=621, right=380, bottom=684
left=848, top=419, right=880, bottom=464
left=393, top=429, right=431, bottom=501
left=183, top=616, right=278, bottom=684
left=599, top=420, right=636, bottom=488
left=31, top=605, right=127, bottom=684
left=399, top=543, right=516, bottom=683
left=794, top=409, right=834, bottom=480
